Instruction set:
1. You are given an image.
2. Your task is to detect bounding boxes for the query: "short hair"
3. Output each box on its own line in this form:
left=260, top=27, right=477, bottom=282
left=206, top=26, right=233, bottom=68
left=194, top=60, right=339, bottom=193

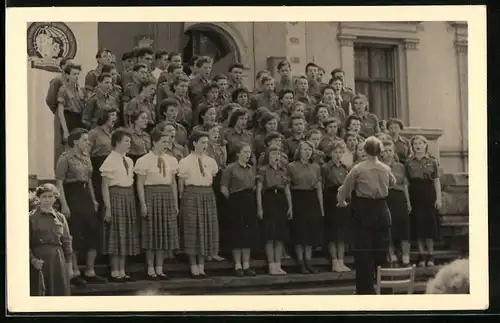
left=277, top=60, right=291, bottom=71
left=328, top=76, right=343, bottom=85
left=409, top=134, right=429, bottom=154
left=278, top=89, right=294, bottom=100
left=352, top=94, right=369, bottom=108
left=212, top=74, right=227, bottom=83
left=66, top=128, right=88, bottom=148
left=382, top=139, right=394, bottom=148
left=252, top=107, right=271, bottom=130
left=59, top=57, right=70, bottom=68
left=314, top=104, right=330, bottom=122
left=173, top=74, right=190, bottom=88
left=259, top=112, right=278, bottom=129
left=256, top=69, right=270, bottom=80
left=228, top=63, right=244, bottom=72
left=95, top=48, right=111, bottom=59
left=101, top=64, right=113, bottom=74
left=330, top=68, right=345, bottom=77
left=195, top=56, right=212, bottom=68
left=111, top=128, right=132, bottom=148
left=260, top=75, right=275, bottom=86
left=159, top=99, right=179, bottom=115
left=139, top=80, right=156, bottom=93
left=293, top=140, right=315, bottom=162
left=387, top=118, right=404, bottom=130
left=155, top=121, right=176, bottom=133
left=35, top=183, right=60, bottom=198
left=323, top=117, right=340, bottom=128
left=168, top=52, right=182, bottom=60
left=130, top=109, right=149, bottom=125
left=294, top=75, right=308, bottom=83
left=231, top=87, right=249, bottom=102
left=305, top=62, right=318, bottom=73
left=121, top=51, right=133, bottom=61
left=326, top=139, right=347, bottom=156
left=133, top=63, right=147, bottom=72
left=63, top=64, right=81, bottom=74
left=97, top=72, right=112, bottom=83
left=289, top=112, right=306, bottom=128
left=202, top=82, right=219, bottom=97
left=321, top=84, right=335, bottom=95
left=306, top=128, right=322, bottom=140
left=234, top=141, right=252, bottom=155
left=188, top=130, right=210, bottom=151
left=150, top=128, right=168, bottom=144
left=136, top=46, right=154, bottom=58
left=198, top=104, right=217, bottom=124
left=221, top=103, right=241, bottom=122
left=228, top=108, right=248, bottom=128
left=264, top=132, right=283, bottom=146
left=155, top=50, right=169, bottom=60
left=363, top=136, right=383, bottom=157
left=96, top=108, right=118, bottom=126
left=346, top=115, right=362, bottom=129
left=167, top=63, right=183, bottom=74
left=426, top=258, right=469, bottom=294
left=344, top=131, right=359, bottom=142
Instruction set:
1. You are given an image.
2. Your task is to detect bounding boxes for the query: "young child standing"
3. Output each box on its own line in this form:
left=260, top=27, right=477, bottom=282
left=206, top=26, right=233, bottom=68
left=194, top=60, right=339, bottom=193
left=288, top=141, right=325, bottom=274
left=257, top=144, right=293, bottom=275
left=100, top=128, right=140, bottom=282
left=135, top=129, right=180, bottom=280
left=221, top=143, right=259, bottom=277
left=322, top=141, right=351, bottom=272
left=380, top=140, right=412, bottom=267
left=30, top=184, right=72, bottom=296
left=406, top=135, right=442, bottom=267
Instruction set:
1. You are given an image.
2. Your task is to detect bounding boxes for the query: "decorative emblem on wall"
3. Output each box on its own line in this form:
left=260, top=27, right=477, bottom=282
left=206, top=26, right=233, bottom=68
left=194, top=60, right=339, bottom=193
left=27, top=22, right=77, bottom=73
left=289, top=37, right=300, bottom=44
left=135, top=35, right=155, bottom=48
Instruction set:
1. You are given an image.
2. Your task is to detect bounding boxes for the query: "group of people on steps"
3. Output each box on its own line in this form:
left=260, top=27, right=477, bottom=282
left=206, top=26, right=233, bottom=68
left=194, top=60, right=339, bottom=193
left=30, top=46, right=442, bottom=296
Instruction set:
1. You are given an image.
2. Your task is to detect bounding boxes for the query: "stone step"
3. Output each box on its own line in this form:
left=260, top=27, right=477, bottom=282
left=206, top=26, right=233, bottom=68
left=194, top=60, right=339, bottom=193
left=72, top=252, right=458, bottom=296
left=83, top=250, right=459, bottom=277
left=72, top=266, right=438, bottom=296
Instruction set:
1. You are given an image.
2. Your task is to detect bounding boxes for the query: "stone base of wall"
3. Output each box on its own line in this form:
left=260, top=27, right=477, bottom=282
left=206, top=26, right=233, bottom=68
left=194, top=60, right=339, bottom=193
left=440, top=172, right=469, bottom=216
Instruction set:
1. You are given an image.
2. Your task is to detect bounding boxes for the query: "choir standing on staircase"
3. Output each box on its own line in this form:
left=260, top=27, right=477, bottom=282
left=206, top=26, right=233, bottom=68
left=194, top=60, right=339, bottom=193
left=32, top=46, right=444, bottom=295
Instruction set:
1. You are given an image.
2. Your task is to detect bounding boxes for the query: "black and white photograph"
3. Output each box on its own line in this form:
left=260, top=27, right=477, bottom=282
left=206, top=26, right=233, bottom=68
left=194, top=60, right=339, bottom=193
left=6, top=5, right=487, bottom=312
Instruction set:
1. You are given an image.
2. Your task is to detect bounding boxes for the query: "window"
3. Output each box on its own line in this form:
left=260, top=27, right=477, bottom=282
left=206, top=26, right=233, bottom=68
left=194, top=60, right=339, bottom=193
left=354, top=44, right=398, bottom=120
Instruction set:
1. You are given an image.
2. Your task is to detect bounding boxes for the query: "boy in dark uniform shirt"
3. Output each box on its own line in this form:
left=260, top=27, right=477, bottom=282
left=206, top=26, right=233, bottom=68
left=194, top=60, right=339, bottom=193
left=188, top=56, right=213, bottom=111
left=85, top=49, right=112, bottom=98
left=227, top=63, right=245, bottom=93
left=122, top=63, right=150, bottom=108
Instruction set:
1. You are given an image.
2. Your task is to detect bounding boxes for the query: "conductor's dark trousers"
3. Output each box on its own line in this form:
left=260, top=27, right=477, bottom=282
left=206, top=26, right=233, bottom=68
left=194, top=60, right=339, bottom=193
left=351, top=195, right=391, bottom=295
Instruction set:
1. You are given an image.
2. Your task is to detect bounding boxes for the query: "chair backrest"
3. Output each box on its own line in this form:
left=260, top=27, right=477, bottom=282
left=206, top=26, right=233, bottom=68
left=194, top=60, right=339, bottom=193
left=376, top=265, right=417, bottom=295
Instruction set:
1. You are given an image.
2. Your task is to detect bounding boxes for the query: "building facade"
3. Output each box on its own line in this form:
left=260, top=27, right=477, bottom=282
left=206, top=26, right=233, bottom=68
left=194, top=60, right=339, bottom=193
left=27, top=21, right=468, bottom=181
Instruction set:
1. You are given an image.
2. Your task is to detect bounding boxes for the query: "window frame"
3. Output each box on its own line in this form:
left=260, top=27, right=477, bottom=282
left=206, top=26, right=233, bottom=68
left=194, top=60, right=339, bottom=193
left=353, top=42, right=399, bottom=120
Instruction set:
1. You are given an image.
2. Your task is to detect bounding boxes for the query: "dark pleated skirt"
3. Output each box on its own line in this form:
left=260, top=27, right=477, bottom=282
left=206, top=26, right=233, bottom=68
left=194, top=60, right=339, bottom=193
left=387, top=189, right=410, bottom=242
left=91, top=155, right=108, bottom=209
left=324, top=186, right=351, bottom=243
left=409, top=179, right=440, bottom=240
left=141, top=185, right=179, bottom=251
left=63, top=181, right=101, bottom=252
left=30, top=245, right=71, bottom=296
left=103, top=186, right=141, bottom=256
left=212, top=170, right=229, bottom=252
left=262, top=188, right=290, bottom=243
left=226, top=189, right=260, bottom=250
left=291, top=189, right=324, bottom=246
left=181, top=186, right=219, bottom=256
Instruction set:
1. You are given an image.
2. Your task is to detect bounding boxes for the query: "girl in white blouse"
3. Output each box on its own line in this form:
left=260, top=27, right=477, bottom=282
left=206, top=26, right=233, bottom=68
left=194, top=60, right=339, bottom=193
left=178, top=131, right=219, bottom=278
left=135, top=128, right=180, bottom=280
left=99, top=128, right=140, bottom=282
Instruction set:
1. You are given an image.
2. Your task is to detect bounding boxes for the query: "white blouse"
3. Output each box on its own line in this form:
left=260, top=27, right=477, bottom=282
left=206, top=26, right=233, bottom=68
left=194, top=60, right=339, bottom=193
left=178, top=153, right=218, bottom=187
left=99, top=151, right=134, bottom=187
left=341, top=150, right=354, bottom=169
left=134, top=151, right=178, bottom=186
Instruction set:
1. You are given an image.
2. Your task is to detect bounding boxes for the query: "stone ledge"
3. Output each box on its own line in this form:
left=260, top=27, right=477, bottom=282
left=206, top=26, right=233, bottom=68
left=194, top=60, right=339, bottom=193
left=440, top=173, right=469, bottom=187
left=441, top=191, right=469, bottom=215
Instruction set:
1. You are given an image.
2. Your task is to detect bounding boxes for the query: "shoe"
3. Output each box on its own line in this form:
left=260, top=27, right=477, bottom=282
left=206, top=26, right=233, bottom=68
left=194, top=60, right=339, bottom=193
left=426, top=255, right=435, bottom=267
left=122, top=275, right=135, bottom=282
left=298, top=262, right=309, bottom=274
left=235, top=269, right=245, bottom=277
left=190, top=272, right=201, bottom=279
left=108, top=276, right=124, bottom=283
left=305, top=261, right=318, bottom=274
left=243, top=268, right=256, bottom=277
left=268, top=263, right=277, bottom=275
left=332, top=259, right=342, bottom=272
left=70, top=276, right=87, bottom=287
left=146, top=273, right=159, bottom=281
left=157, top=272, right=170, bottom=280
left=417, top=254, right=426, bottom=267
left=339, top=261, right=351, bottom=272
left=84, top=274, right=107, bottom=284
left=212, top=255, right=225, bottom=261
left=275, top=264, right=287, bottom=275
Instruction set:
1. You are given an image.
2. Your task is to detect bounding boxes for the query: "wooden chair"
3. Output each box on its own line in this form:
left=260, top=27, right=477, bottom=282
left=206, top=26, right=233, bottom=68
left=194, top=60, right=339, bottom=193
left=375, top=265, right=416, bottom=295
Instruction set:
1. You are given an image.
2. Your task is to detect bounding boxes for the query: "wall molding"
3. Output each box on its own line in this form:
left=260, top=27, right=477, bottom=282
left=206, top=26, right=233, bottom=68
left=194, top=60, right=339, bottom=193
left=338, top=21, right=422, bottom=47
left=440, top=149, right=469, bottom=158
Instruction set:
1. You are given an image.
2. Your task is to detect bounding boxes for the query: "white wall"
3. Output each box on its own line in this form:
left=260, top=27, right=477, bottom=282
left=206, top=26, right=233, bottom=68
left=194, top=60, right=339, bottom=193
left=28, top=22, right=98, bottom=180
